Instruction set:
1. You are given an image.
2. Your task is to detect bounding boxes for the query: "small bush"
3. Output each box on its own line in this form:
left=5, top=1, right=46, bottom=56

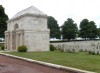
left=88, top=51, right=96, bottom=55
left=17, top=46, right=27, bottom=52
left=50, top=44, right=56, bottom=51
left=0, top=44, right=4, bottom=50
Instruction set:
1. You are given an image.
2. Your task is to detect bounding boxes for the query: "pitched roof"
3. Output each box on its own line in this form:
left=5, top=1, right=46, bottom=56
left=11, top=6, right=47, bottom=19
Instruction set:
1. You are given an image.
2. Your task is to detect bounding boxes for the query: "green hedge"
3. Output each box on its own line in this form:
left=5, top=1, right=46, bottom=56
left=0, top=44, right=4, bottom=50
left=50, top=44, right=56, bottom=51
left=17, top=46, right=27, bottom=52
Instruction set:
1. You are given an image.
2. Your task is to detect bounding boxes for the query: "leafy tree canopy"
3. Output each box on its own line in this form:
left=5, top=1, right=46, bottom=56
left=79, top=19, right=98, bottom=40
left=61, top=18, right=78, bottom=41
left=0, top=5, right=8, bottom=38
left=47, top=16, right=61, bottom=39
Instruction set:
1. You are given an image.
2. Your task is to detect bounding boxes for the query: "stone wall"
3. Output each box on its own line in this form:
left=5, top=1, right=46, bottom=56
left=24, top=30, right=49, bottom=51
left=51, top=40, right=100, bottom=54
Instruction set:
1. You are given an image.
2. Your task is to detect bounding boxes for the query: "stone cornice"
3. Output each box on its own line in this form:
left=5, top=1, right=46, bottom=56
left=24, top=29, right=50, bottom=34
left=7, top=13, right=48, bottom=23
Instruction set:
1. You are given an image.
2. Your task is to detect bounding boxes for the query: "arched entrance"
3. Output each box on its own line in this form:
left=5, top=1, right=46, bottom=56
left=13, top=24, right=19, bottom=50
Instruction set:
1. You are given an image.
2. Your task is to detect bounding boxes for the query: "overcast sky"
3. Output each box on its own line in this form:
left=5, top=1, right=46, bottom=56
left=0, top=0, right=100, bottom=28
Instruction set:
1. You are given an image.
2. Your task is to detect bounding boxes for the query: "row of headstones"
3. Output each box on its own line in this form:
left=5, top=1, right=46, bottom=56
left=88, top=43, right=100, bottom=55
left=52, top=42, right=100, bottom=55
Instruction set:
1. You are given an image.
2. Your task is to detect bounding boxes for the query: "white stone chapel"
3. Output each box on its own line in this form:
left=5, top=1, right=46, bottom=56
left=5, top=6, right=50, bottom=51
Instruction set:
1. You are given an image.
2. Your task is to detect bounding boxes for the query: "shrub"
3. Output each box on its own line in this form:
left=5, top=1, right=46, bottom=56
left=17, top=46, right=27, bottom=52
left=50, top=44, right=56, bottom=51
left=88, top=50, right=96, bottom=55
left=0, top=44, right=4, bottom=50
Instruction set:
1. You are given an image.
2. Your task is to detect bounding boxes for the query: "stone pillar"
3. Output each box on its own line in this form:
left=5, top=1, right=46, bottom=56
left=10, top=31, right=13, bottom=50
left=8, top=34, right=10, bottom=50
left=6, top=35, right=8, bottom=50
left=18, top=33, right=20, bottom=46
left=20, top=30, right=24, bottom=46
left=11, top=31, right=16, bottom=50
left=22, top=33, right=24, bottom=45
left=5, top=34, right=7, bottom=49
left=20, top=33, right=23, bottom=45
left=16, top=33, right=19, bottom=50
left=7, top=35, right=9, bottom=50
left=5, top=31, right=10, bottom=50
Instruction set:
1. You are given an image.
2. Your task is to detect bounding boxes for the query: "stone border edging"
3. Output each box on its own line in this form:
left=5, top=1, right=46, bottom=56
left=0, top=53, right=96, bottom=73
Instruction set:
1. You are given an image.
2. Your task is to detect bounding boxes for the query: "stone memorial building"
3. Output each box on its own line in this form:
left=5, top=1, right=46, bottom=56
left=5, top=6, right=50, bottom=51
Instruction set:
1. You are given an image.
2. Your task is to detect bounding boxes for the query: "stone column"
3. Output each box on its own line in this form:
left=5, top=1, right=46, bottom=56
left=20, top=30, right=24, bottom=46
left=5, top=34, right=7, bottom=49
left=18, top=33, right=21, bottom=46
left=16, top=33, right=18, bottom=50
left=22, top=33, right=24, bottom=45
left=6, top=35, right=8, bottom=50
left=7, top=34, right=9, bottom=50
left=5, top=31, right=10, bottom=50
left=8, top=34, right=10, bottom=50
left=20, top=33, right=23, bottom=46
left=11, top=31, right=15, bottom=50
left=5, top=32, right=7, bottom=49
left=10, top=31, right=13, bottom=50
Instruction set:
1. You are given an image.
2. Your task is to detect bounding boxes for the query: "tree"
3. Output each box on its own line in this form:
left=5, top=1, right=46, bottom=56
left=87, top=21, right=98, bottom=39
left=61, top=18, right=78, bottom=41
left=98, top=28, right=100, bottom=38
left=47, top=16, right=61, bottom=39
left=79, top=19, right=98, bottom=40
left=0, top=5, right=8, bottom=38
left=79, top=19, right=89, bottom=40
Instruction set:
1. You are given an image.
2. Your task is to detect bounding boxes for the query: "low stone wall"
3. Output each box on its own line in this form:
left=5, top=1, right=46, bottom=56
left=0, top=42, right=5, bottom=45
left=51, top=40, right=100, bottom=54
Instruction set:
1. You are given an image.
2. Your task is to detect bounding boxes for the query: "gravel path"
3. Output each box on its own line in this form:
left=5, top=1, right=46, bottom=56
left=0, top=55, right=69, bottom=73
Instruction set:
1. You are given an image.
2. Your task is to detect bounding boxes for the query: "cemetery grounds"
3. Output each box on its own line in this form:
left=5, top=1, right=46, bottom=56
left=5, top=50, right=100, bottom=73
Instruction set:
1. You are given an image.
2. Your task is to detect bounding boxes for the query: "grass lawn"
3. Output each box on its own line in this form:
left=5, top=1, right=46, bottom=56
left=5, top=50, right=100, bottom=73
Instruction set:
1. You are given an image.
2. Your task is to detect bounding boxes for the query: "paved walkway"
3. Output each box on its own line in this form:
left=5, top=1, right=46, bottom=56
left=0, top=55, right=69, bottom=73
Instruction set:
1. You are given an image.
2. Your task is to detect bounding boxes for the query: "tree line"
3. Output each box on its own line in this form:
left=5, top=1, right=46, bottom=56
left=48, top=16, right=100, bottom=41
left=0, top=5, right=100, bottom=41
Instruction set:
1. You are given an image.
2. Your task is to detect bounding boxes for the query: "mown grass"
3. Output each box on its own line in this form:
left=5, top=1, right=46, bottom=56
left=5, top=50, right=100, bottom=73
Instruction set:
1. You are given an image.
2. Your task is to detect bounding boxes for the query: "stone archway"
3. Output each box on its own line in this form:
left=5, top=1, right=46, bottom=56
left=13, top=24, right=19, bottom=50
